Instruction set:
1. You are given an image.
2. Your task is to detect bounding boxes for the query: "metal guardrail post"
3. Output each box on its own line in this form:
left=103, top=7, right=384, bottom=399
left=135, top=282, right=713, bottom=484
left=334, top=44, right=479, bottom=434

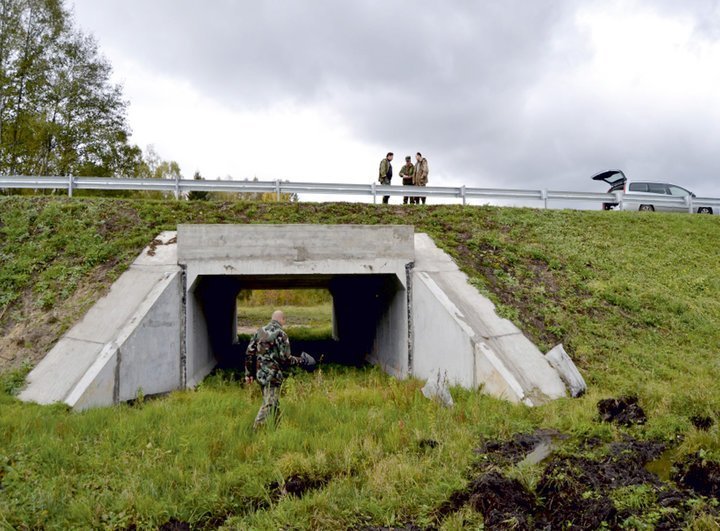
left=542, top=189, right=548, bottom=209
left=461, top=185, right=466, bottom=206
left=615, top=191, right=623, bottom=211
left=68, top=175, right=74, bottom=197
left=275, top=179, right=281, bottom=202
left=371, top=181, right=377, bottom=204
left=687, top=195, right=693, bottom=213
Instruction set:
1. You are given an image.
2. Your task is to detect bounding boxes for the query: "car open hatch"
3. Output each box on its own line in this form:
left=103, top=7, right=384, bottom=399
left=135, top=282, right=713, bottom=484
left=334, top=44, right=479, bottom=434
left=591, top=169, right=627, bottom=186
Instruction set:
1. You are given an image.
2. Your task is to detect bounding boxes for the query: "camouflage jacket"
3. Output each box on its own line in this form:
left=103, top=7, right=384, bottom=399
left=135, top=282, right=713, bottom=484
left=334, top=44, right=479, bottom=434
left=245, top=320, right=300, bottom=386
left=399, top=163, right=415, bottom=183
left=378, top=158, right=392, bottom=183
left=414, top=158, right=429, bottom=185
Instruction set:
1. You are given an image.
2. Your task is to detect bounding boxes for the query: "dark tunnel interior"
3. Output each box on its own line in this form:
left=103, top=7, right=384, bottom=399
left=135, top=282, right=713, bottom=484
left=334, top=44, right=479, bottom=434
left=191, top=274, right=402, bottom=371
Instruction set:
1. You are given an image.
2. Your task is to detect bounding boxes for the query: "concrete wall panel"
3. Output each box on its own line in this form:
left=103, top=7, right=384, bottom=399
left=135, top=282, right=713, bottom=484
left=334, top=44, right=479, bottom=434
left=118, top=272, right=183, bottom=401
left=412, top=274, right=475, bottom=387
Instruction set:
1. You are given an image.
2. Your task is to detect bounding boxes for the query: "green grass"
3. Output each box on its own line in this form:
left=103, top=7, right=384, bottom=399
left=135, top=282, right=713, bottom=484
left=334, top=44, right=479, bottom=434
left=237, top=303, right=333, bottom=329
left=2, top=197, right=720, bottom=527
left=0, top=366, right=528, bottom=529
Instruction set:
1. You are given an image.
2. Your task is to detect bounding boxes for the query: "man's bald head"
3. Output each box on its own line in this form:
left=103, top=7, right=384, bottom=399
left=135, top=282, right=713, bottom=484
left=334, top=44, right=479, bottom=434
left=271, top=310, right=286, bottom=326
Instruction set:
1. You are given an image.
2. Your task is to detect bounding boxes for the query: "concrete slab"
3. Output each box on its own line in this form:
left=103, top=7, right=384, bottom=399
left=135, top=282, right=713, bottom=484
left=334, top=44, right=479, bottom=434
left=411, top=233, right=567, bottom=405
left=19, top=337, right=105, bottom=404
left=177, top=224, right=414, bottom=262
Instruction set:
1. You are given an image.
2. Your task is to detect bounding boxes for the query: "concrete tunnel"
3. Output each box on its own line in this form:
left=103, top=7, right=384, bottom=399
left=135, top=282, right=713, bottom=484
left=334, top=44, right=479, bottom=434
left=181, top=224, right=414, bottom=387
left=191, top=273, right=404, bottom=371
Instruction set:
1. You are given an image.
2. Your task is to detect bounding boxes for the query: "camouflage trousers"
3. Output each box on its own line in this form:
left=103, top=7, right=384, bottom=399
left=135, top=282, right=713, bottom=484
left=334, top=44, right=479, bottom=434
left=412, top=182, right=426, bottom=204
left=253, top=385, right=281, bottom=429
left=380, top=176, right=392, bottom=204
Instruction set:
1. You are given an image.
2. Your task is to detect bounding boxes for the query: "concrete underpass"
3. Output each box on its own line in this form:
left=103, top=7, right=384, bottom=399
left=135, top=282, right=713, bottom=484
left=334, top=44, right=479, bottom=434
left=192, top=273, right=404, bottom=374
left=20, top=224, right=570, bottom=410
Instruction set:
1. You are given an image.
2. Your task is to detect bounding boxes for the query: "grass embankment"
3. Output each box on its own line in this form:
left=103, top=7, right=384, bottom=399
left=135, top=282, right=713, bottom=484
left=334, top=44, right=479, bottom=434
left=1, top=196, right=720, bottom=528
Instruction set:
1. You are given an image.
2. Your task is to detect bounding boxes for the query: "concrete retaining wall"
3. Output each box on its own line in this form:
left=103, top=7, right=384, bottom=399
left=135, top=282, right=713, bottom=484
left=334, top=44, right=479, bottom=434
left=411, top=233, right=567, bottom=406
left=19, top=232, right=183, bottom=409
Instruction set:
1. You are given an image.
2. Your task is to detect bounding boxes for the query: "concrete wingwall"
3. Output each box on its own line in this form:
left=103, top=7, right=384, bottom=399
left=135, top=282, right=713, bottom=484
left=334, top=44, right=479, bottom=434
left=410, top=233, right=567, bottom=406
left=19, top=232, right=183, bottom=410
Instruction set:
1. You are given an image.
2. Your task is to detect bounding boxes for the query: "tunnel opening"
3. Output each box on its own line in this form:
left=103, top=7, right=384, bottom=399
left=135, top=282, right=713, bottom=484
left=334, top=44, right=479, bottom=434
left=187, top=273, right=406, bottom=378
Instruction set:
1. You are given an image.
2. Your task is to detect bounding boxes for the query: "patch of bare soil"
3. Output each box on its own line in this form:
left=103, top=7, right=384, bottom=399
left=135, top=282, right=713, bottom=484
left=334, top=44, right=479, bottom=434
left=473, top=428, right=563, bottom=468
left=454, top=239, right=580, bottom=349
left=436, top=423, right=720, bottom=529
left=157, top=519, right=190, bottom=531
left=597, top=395, right=647, bottom=426
left=535, top=438, right=666, bottom=529
left=267, top=472, right=331, bottom=501
left=0, top=259, right=120, bottom=373
left=690, top=415, right=714, bottom=431
left=673, top=452, right=720, bottom=497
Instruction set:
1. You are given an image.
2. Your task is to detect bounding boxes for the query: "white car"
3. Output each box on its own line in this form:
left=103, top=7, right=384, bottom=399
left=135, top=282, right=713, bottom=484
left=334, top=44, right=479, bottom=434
left=591, top=170, right=714, bottom=214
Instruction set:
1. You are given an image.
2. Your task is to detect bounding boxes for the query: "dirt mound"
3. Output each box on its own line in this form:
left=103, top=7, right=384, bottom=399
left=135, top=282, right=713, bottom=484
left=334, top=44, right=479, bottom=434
left=673, top=452, right=720, bottom=497
left=536, top=439, right=665, bottom=528
left=158, top=519, right=190, bottom=531
left=474, top=429, right=562, bottom=468
left=467, top=472, right=535, bottom=529
left=438, top=434, right=679, bottom=528
left=690, top=415, right=714, bottom=431
left=597, top=395, right=647, bottom=426
left=418, top=439, right=438, bottom=450
left=267, top=472, right=330, bottom=500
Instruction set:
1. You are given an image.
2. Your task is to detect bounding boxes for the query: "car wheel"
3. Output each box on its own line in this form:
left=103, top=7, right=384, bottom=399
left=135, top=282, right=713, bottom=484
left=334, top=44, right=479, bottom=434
left=639, top=204, right=655, bottom=212
left=698, top=207, right=713, bottom=214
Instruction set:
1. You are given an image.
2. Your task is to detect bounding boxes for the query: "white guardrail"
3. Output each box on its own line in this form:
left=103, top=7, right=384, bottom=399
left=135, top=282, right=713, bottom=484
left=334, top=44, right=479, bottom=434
left=1, top=175, right=720, bottom=212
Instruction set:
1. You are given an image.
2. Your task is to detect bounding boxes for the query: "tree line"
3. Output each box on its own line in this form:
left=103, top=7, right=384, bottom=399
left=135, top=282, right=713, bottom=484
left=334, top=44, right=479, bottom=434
left=0, top=0, right=149, bottom=177
left=0, top=0, right=296, bottom=203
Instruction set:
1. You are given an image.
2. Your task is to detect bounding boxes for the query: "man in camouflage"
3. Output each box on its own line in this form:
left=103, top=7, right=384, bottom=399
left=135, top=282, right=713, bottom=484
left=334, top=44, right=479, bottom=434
left=378, top=152, right=393, bottom=204
left=413, top=152, right=429, bottom=204
left=245, top=310, right=304, bottom=429
left=399, top=155, right=416, bottom=204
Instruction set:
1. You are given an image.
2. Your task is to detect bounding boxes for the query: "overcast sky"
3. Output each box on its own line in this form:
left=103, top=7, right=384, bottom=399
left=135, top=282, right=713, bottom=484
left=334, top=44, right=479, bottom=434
left=71, top=1, right=720, bottom=196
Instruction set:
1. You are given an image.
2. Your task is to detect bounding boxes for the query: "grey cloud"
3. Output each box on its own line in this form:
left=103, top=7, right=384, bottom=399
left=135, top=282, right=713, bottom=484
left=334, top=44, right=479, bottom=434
left=73, top=0, right=720, bottom=194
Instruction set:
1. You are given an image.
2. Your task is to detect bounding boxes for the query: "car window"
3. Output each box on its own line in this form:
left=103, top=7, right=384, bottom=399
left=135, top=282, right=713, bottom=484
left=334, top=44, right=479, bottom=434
left=668, top=185, right=689, bottom=197
left=647, top=183, right=668, bottom=194
left=628, top=183, right=648, bottom=192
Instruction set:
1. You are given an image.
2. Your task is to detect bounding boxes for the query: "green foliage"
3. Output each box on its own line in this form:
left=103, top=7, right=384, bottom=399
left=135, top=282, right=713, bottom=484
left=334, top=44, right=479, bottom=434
left=239, top=289, right=332, bottom=308
left=0, top=361, right=31, bottom=395
left=0, top=0, right=142, bottom=178
left=0, top=366, right=510, bottom=529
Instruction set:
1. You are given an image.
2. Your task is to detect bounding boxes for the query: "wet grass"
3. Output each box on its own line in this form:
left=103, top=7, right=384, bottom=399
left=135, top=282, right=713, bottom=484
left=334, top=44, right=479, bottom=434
left=1, top=196, right=720, bottom=527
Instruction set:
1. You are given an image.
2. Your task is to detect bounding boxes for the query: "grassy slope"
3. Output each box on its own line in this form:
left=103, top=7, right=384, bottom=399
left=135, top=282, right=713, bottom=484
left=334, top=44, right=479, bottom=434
left=1, top=196, right=720, bottom=528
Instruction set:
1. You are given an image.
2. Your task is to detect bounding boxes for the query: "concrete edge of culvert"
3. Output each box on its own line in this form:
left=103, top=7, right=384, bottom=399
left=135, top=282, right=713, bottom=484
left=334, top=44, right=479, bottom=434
left=411, top=232, right=570, bottom=406
left=19, top=234, right=182, bottom=409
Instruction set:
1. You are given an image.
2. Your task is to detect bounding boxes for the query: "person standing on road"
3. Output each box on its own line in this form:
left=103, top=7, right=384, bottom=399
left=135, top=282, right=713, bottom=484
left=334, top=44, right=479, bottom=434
left=413, top=152, right=429, bottom=204
left=399, top=155, right=416, bottom=204
left=378, top=152, right=394, bottom=204
left=245, top=310, right=306, bottom=429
